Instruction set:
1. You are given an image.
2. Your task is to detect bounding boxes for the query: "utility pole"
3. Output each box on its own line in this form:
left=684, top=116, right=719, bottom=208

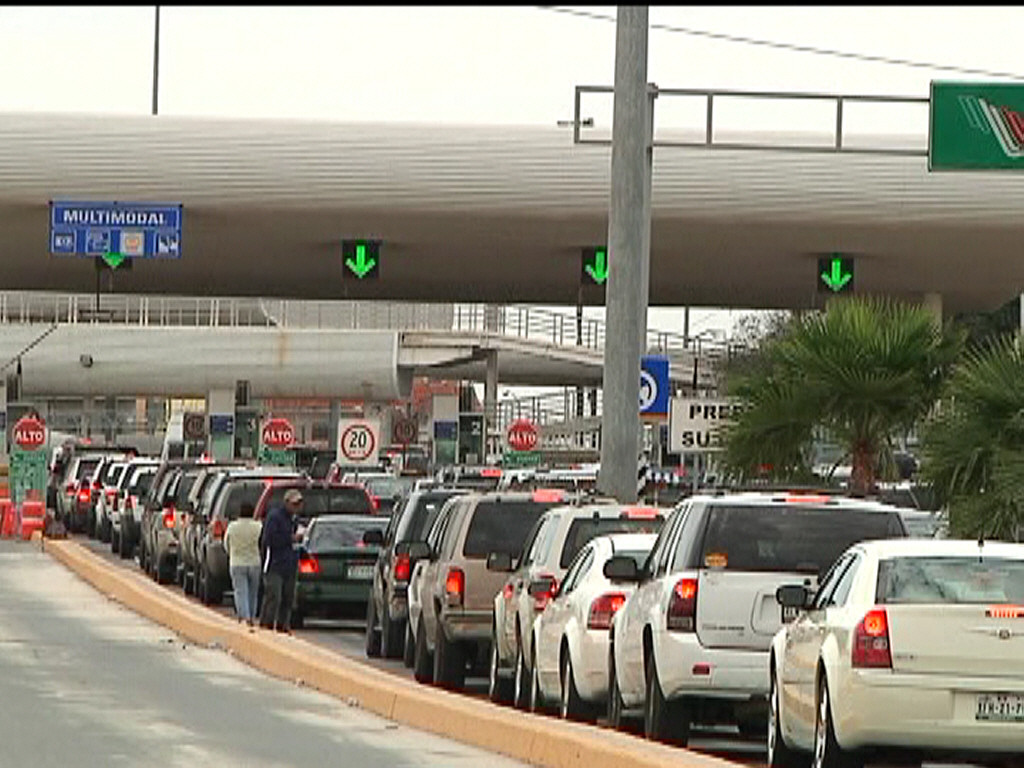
left=597, top=6, right=653, bottom=503
left=152, top=6, right=161, bottom=116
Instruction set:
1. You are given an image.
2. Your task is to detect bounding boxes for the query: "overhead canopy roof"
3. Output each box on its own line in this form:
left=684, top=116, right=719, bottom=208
left=0, top=111, right=1021, bottom=313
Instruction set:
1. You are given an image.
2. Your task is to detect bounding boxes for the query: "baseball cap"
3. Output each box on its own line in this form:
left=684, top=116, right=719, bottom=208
left=284, top=489, right=304, bottom=505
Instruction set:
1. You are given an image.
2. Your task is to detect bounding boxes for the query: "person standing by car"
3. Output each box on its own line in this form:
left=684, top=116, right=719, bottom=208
left=260, top=488, right=303, bottom=633
left=224, top=501, right=262, bottom=628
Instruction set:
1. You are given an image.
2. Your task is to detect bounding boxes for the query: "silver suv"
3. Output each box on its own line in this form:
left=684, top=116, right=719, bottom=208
left=407, top=490, right=569, bottom=690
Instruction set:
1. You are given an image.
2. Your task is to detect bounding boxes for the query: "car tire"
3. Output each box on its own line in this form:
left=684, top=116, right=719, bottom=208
left=560, top=652, right=595, bottom=722
left=814, top=674, right=862, bottom=768
left=433, top=620, right=466, bottom=690
left=402, top=621, right=416, bottom=668
left=769, top=664, right=803, bottom=768
left=86, top=511, right=96, bottom=539
left=413, top=618, right=434, bottom=684
left=110, top=529, right=120, bottom=554
left=607, top=646, right=641, bottom=734
left=513, top=639, right=529, bottom=710
left=364, top=595, right=382, bottom=658
left=118, top=529, right=133, bottom=560
left=488, top=627, right=513, bottom=704
left=528, top=646, right=545, bottom=714
left=98, top=518, right=110, bottom=543
left=380, top=602, right=404, bottom=660
left=644, top=651, right=690, bottom=745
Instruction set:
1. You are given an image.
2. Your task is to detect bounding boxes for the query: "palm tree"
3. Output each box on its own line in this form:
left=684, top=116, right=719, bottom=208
left=921, top=335, right=1024, bottom=540
left=721, top=296, right=963, bottom=494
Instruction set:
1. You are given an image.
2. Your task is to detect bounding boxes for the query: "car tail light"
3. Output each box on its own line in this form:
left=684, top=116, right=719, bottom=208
left=588, top=591, right=627, bottom=630
left=105, top=488, right=117, bottom=499
left=620, top=506, right=661, bottom=520
left=532, top=574, right=559, bottom=612
left=503, top=582, right=515, bottom=600
left=852, top=608, right=892, bottom=669
left=987, top=605, right=1024, bottom=619
left=370, top=495, right=380, bottom=511
left=211, top=518, right=226, bottom=540
left=445, top=567, right=465, bottom=604
left=92, top=480, right=102, bottom=490
left=393, top=553, right=411, bottom=582
left=532, top=489, right=565, bottom=503
left=77, top=488, right=91, bottom=503
left=299, top=554, right=320, bottom=575
left=481, top=468, right=502, bottom=478
left=162, top=508, right=176, bottom=529
left=667, top=577, right=698, bottom=632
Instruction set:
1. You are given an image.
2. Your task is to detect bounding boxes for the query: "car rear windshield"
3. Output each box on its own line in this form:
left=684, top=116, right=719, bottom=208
left=560, top=517, right=665, bottom=568
left=264, top=486, right=373, bottom=516
left=220, top=481, right=272, bottom=521
left=463, top=501, right=554, bottom=558
left=103, top=464, right=125, bottom=486
left=365, top=476, right=414, bottom=499
left=175, top=472, right=200, bottom=507
left=76, top=459, right=100, bottom=480
left=876, top=556, right=1024, bottom=604
left=700, top=505, right=905, bottom=574
left=129, top=470, right=155, bottom=495
left=396, top=492, right=463, bottom=543
left=308, top=518, right=387, bottom=552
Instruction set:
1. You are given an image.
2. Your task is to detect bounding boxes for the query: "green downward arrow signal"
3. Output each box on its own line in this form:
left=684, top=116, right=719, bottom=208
left=585, top=248, right=609, bottom=284
left=345, top=243, right=377, bottom=278
left=102, top=252, right=127, bottom=269
left=820, top=256, right=852, bottom=292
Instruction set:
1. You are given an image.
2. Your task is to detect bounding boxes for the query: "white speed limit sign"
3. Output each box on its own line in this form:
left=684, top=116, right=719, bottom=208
left=337, top=418, right=380, bottom=466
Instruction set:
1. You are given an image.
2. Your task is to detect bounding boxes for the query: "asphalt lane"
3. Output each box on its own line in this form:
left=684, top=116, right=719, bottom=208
left=0, top=538, right=526, bottom=768
left=74, top=535, right=990, bottom=768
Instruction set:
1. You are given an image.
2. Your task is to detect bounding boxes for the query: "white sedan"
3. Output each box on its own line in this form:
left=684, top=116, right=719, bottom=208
left=769, top=538, right=1024, bottom=768
left=531, top=532, right=657, bottom=720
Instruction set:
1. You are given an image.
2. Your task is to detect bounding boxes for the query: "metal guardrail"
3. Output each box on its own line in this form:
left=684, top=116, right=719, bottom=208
left=0, top=292, right=741, bottom=362
left=573, top=85, right=929, bottom=156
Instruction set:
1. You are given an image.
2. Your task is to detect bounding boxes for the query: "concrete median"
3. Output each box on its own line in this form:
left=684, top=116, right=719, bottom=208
left=44, top=539, right=739, bottom=768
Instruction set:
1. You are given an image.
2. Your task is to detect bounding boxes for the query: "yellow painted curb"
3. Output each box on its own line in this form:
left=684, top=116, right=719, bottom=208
left=45, top=539, right=739, bottom=768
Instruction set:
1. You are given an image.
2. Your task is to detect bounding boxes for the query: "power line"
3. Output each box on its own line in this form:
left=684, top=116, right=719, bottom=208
left=536, top=6, right=1024, bottom=81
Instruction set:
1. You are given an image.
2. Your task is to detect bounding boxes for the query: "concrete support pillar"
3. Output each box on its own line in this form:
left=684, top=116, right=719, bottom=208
left=923, top=292, right=943, bottom=327
left=597, top=5, right=652, bottom=503
left=484, top=350, right=499, bottom=460
left=206, top=387, right=235, bottom=461
left=328, top=399, right=341, bottom=460
left=135, top=397, right=147, bottom=435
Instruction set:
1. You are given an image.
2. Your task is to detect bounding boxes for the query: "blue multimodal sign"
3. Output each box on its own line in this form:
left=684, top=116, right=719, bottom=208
left=49, top=201, right=183, bottom=258
left=640, top=355, right=670, bottom=417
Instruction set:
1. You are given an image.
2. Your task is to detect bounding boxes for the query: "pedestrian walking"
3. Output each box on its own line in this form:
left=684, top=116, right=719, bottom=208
left=259, top=488, right=303, bottom=633
left=224, top=501, right=262, bottom=628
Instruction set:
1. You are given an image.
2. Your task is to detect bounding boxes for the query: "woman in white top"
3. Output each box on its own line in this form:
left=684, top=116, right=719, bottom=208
left=223, top=501, right=263, bottom=627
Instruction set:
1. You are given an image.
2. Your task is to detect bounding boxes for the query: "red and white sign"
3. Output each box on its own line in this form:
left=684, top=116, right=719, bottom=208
left=337, top=418, right=380, bottom=466
left=13, top=416, right=46, bottom=451
left=261, top=417, right=295, bottom=448
left=506, top=419, right=539, bottom=452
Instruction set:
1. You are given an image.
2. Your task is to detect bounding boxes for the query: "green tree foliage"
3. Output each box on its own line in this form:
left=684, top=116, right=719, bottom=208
left=721, top=297, right=963, bottom=493
left=921, top=335, right=1024, bottom=540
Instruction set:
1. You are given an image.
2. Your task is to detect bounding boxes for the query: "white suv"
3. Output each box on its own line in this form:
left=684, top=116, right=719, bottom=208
left=607, top=491, right=908, bottom=745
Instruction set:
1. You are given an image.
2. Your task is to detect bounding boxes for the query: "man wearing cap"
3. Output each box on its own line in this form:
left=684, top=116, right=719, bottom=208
left=259, top=488, right=304, bottom=632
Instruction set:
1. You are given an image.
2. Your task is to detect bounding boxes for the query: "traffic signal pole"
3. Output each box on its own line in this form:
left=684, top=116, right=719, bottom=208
left=597, top=6, right=653, bottom=503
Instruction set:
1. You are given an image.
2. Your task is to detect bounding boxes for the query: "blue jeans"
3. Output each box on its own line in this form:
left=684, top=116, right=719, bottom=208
left=229, top=564, right=261, bottom=621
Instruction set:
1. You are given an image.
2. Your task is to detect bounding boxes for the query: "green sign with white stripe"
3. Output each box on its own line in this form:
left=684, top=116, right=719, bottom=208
left=930, top=81, right=1024, bottom=170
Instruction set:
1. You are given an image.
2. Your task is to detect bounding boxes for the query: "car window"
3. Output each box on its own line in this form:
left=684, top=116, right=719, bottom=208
left=102, top=462, right=125, bottom=485
left=397, top=492, right=462, bottom=544
left=263, top=486, right=373, bottom=516
left=365, top=476, right=414, bottom=500
left=461, top=500, right=555, bottom=559
left=426, top=499, right=459, bottom=551
left=76, top=458, right=100, bottom=480
left=559, top=516, right=665, bottom=569
left=128, top=469, right=155, bottom=495
left=559, top=545, right=593, bottom=596
left=699, top=505, right=904, bottom=575
left=520, top=515, right=555, bottom=569
left=308, top=517, right=387, bottom=551
left=643, top=504, right=686, bottom=577
left=828, top=554, right=861, bottom=607
left=876, top=556, right=1024, bottom=604
left=218, top=480, right=271, bottom=521
left=440, top=503, right=466, bottom=560
left=812, top=553, right=853, bottom=610
left=175, top=471, right=200, bottom=508
left=655, top=504, right=690, bottom=576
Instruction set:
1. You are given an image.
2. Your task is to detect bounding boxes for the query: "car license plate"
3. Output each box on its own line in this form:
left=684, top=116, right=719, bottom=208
left=347, top=564, right=374, bottom=580
left=976, top=693, right=1024, bottom=722
left=781, top=605, right=800, bottom=624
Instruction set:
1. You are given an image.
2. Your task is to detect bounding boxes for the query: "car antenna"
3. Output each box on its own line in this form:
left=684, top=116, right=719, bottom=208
left=978, top=530, right=985, bottom=562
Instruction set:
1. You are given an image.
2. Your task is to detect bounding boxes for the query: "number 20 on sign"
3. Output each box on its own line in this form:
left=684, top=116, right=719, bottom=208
left=336, top=418, right=380, bottom=466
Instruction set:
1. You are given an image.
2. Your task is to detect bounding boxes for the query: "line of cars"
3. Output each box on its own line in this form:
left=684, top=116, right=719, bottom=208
left=363, top=484, right=1024, bottom=768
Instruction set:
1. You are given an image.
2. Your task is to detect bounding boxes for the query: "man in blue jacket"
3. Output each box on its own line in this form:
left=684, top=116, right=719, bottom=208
left=260, top=488, right=303, bottom=632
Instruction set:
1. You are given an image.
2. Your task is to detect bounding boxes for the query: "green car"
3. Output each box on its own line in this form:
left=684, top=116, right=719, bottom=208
left=293, top=514, right=388, bottom=629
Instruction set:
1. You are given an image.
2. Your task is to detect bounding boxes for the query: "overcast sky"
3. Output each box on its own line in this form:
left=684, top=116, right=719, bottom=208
left=2, top=5, right=1018, bottom=339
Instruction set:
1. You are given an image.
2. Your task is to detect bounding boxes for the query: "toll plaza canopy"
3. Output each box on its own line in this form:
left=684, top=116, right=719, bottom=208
left=2, top=110, right=1024, bottom=313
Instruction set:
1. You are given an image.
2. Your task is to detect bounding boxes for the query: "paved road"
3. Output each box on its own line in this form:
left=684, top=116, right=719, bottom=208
left=74, top=536, right=987, bottom=768
left=0, top=538, right=526, bottom=768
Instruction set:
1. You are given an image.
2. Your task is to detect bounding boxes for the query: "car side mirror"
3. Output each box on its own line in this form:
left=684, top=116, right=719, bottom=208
left=603, top=555, right=642, bottom=583
left=486, top=551, right=514, bottom=572
left=528, top=576, right=557, bottom=597
left=776, top=584, right=812, bottom=610
left=397, top=541, right=432, bottom=561
left=362, top=528, right=385, bottom=547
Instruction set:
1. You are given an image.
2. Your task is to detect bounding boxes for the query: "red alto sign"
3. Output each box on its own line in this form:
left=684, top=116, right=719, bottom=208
left=13, top=416, right=46, bottom=450
left=261, top=417, right=295, bottom=448
left=506, top=419, right=539, bottom=452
